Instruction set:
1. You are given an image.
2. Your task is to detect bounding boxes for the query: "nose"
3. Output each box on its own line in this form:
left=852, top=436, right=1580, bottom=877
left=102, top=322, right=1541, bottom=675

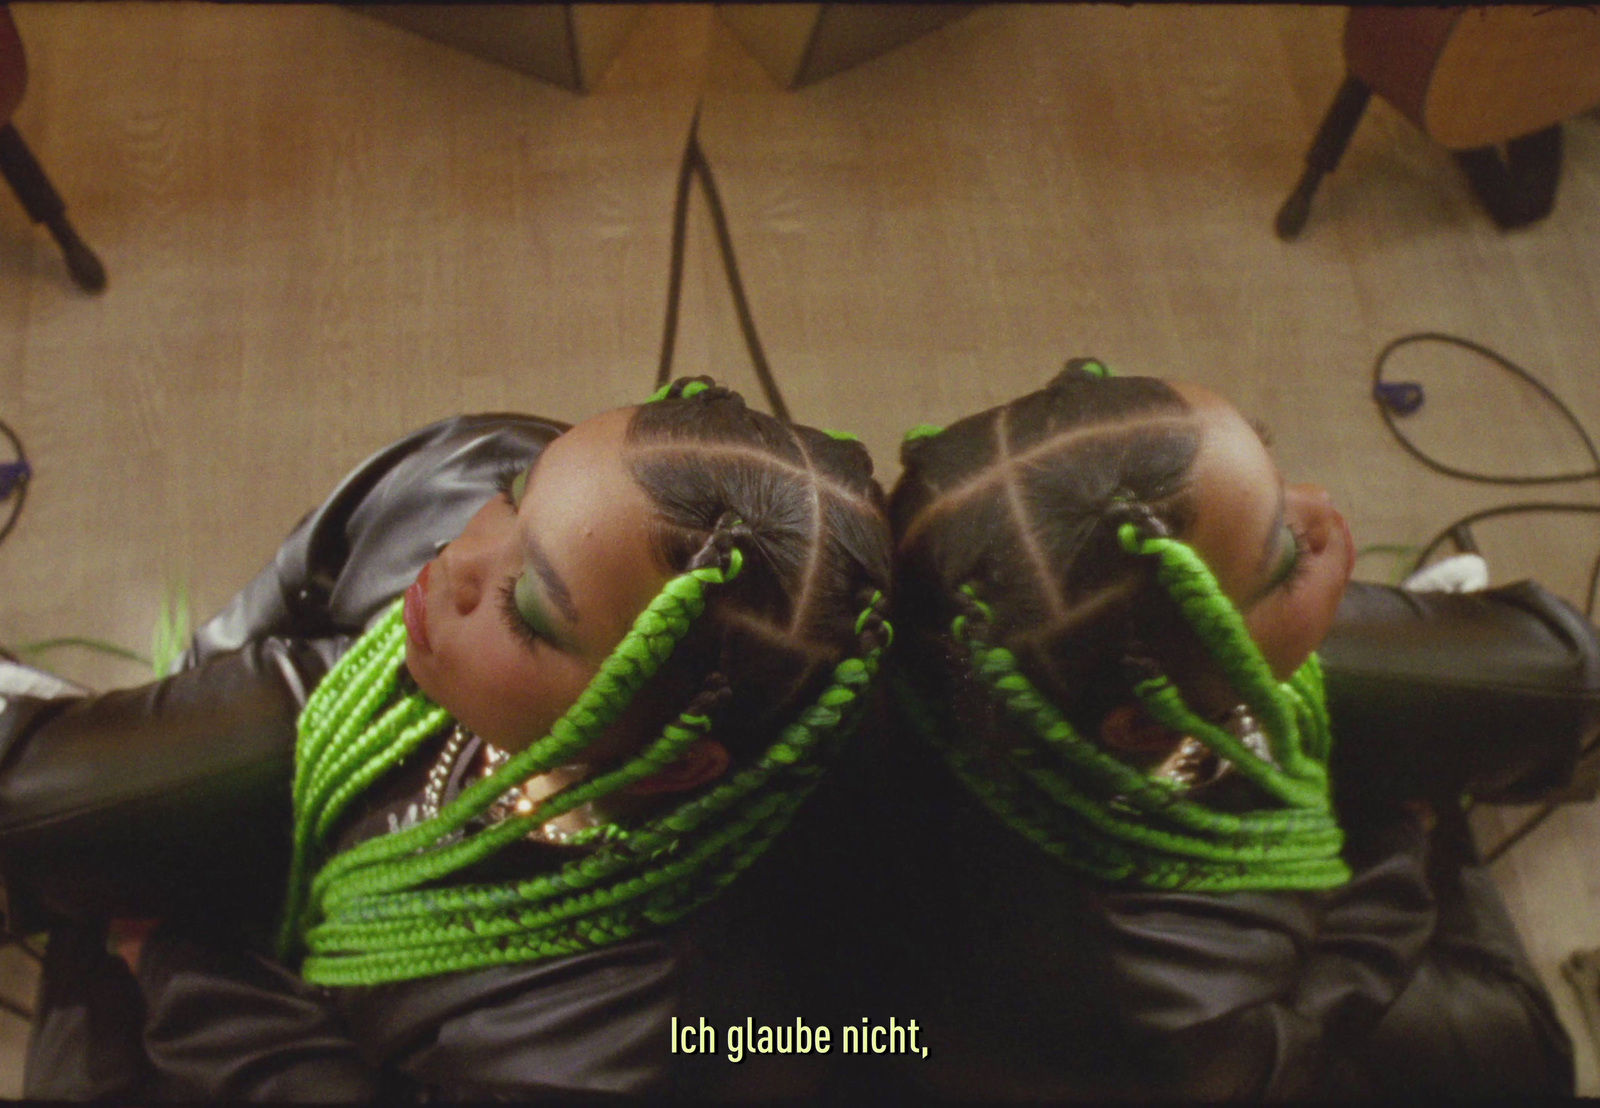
left=1286, top=483, right=1337, bottom=555
left=441, top=516, right=499, bottom=617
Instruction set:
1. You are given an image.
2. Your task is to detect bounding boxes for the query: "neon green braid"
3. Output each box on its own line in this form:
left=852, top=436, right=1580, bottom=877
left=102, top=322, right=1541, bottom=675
left=306, top=552, right=744, bottom=914
left=281, top=542, right=892, bottom=985
left=898, top=526, right=1347, bottom=893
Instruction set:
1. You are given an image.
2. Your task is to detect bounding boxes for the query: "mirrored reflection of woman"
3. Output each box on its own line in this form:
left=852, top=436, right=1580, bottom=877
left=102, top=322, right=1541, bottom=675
left=878, top=361, right=1592, bottom=1099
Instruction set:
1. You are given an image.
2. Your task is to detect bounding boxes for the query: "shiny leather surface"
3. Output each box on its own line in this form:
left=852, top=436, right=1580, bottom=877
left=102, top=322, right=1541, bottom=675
left=865, top=725, right=1573, bottom=1099
left=1322, top=579, right=1600, bottom=808
left=0, top=637, right=336, bottom=927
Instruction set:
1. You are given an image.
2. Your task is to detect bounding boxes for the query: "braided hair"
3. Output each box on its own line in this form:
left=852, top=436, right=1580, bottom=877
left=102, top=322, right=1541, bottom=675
left=280, top=378, right=892, bottom=985
left=889, top=360, right=1347, bottom=892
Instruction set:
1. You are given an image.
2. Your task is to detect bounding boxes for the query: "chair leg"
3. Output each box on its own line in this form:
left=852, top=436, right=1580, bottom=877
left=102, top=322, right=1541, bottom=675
left=1275, top=75, right=1372, bottom=241
left=0, top=123, right=105, bottom=293
left=1453, top=124, right=1563, bottom=231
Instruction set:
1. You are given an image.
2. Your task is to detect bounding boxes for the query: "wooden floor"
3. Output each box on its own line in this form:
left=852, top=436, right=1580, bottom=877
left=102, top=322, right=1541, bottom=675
left=2, top=2, right=1600, bottom=1095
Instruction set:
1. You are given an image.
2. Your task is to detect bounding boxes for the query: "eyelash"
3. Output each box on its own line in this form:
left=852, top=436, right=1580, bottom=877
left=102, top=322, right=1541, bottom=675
left=492, top=463, right=542, bottom=651
left=499, top=578, right=545, bottom=651
left=494, top=463, right=524, bottom=507
left=1281, top=525, right=1312, bottom=592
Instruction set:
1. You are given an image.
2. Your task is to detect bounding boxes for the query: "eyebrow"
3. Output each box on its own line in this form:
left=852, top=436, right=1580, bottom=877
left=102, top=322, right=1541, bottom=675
left=526, top=533, right=579, bottom=627
left=516, top=448, right=580, bottom=627
left=1245, top=484, right=1288, bottom=607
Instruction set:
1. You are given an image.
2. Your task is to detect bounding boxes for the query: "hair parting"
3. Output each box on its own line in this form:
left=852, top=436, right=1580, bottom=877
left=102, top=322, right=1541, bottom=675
left=889, top=361, right=1347, bottom=893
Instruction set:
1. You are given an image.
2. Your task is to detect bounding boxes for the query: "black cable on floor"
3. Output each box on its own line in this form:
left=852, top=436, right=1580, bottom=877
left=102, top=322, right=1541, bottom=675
left=657, top=109, right=699, bottom=395
left=656, top=108, right=791, bottom=423
left=1, top=420, right=156, bottom=668
left=1371, top=332, right=1600, bottom=863
left=0, top=415, right=29, bottom=547
left=1373, top=332, right=1600, bottom=611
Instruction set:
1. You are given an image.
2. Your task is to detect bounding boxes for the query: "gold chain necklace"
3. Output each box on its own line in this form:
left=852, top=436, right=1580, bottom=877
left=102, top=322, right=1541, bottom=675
left=420, top=723, right=598, bottom=845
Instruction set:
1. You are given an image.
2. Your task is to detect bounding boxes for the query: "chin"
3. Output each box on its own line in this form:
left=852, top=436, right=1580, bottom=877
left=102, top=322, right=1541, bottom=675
left=402, top=646, right=447, bottom=708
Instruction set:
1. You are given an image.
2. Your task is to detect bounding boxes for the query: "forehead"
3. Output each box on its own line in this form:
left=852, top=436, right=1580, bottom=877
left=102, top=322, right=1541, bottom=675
left=537, top=405, right=636, bottom=471
left=522, top=406, right=667, bottom=652
left=1167, top=382, right=1281, bottom=605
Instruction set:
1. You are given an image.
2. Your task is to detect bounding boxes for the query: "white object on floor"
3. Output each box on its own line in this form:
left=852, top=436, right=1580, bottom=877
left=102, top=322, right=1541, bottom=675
left=1565, top=949, right=1600, bottom=1072
left=0, top=660, right=89, bottom=700
left=1402, top=553, right=1490, bottom=594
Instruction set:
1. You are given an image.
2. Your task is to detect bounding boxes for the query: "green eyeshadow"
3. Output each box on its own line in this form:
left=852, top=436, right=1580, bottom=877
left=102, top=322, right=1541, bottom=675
left=513, top=571, right=559, bottom=641
left=1271, top=526, right=1299, bottom=586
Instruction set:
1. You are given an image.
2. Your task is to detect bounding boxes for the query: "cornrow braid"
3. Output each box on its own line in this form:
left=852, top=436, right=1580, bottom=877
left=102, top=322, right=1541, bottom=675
left=890, top=362, right=1347, bottom=893
left=281, top=380, right=893, bottom=984
left=892, top=363, right=1200, bottom=723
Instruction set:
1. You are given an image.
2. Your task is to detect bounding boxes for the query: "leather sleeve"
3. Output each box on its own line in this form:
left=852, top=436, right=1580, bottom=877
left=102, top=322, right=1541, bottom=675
left=0, top=637, right=342, bottom=932
left=1143, top=817, right=1438, bottom=1099
left=1321, top=579, right=1600, bottom=808
left=333, top=939, right=679, bottom=1099
left=885, top=748, right=1434, bottom=1100
left=881, top=580, right=1596, bottom=1099
left=182, top=412, right=568, bottom=662
left=0, top=413, right=565, bottom=931
left=137, top=919, right=386, bottom=1102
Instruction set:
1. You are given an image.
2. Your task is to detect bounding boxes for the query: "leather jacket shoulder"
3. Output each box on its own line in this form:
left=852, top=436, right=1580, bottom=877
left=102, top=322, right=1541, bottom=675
left=1322, top=579, right=1600, bottom=809
left=184, top=411, right=567, bottom=659
left=0, top=412, right=564, bottom=930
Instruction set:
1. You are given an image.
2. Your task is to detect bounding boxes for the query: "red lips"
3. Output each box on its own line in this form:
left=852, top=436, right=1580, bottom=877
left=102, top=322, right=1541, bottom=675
left=404, top=560, right=432, bottom=652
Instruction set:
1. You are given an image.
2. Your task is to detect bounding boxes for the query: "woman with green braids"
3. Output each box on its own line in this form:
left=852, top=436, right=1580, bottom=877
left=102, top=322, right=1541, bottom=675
left=1, top=378, right=892, bottom=1100
left=877, top=360, right=1586, bottom=1099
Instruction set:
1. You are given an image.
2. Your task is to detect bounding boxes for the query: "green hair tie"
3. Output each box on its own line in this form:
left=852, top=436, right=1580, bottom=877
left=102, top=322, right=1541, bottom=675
left=903, top=423, right=945, bottom=443
left=645, top=378, right=716, bottom=404
left=855, top=590, right=884, bottom=635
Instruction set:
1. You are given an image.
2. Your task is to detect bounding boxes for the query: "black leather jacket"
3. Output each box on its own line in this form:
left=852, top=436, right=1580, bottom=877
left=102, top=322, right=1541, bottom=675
left=3, top=412, right=1597, bottom=1099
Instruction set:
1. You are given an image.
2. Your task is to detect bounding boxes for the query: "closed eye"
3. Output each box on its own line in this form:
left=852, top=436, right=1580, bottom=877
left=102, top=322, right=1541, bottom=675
left=494, top=463, right=527, bottom=508
left=1278, top=525, right=1312, bottom=593
left=499, top=578, right=545, bottom=652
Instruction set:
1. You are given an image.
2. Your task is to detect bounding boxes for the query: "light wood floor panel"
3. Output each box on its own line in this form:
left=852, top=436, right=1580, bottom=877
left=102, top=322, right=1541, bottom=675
left=2, top=2, right=1599, bottom=1096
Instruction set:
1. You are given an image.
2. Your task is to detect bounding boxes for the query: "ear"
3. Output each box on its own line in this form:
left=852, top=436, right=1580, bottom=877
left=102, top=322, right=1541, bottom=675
left=1097, top=703, right=1182, bottom=755
left=623, top=738, right=730, bottom=797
